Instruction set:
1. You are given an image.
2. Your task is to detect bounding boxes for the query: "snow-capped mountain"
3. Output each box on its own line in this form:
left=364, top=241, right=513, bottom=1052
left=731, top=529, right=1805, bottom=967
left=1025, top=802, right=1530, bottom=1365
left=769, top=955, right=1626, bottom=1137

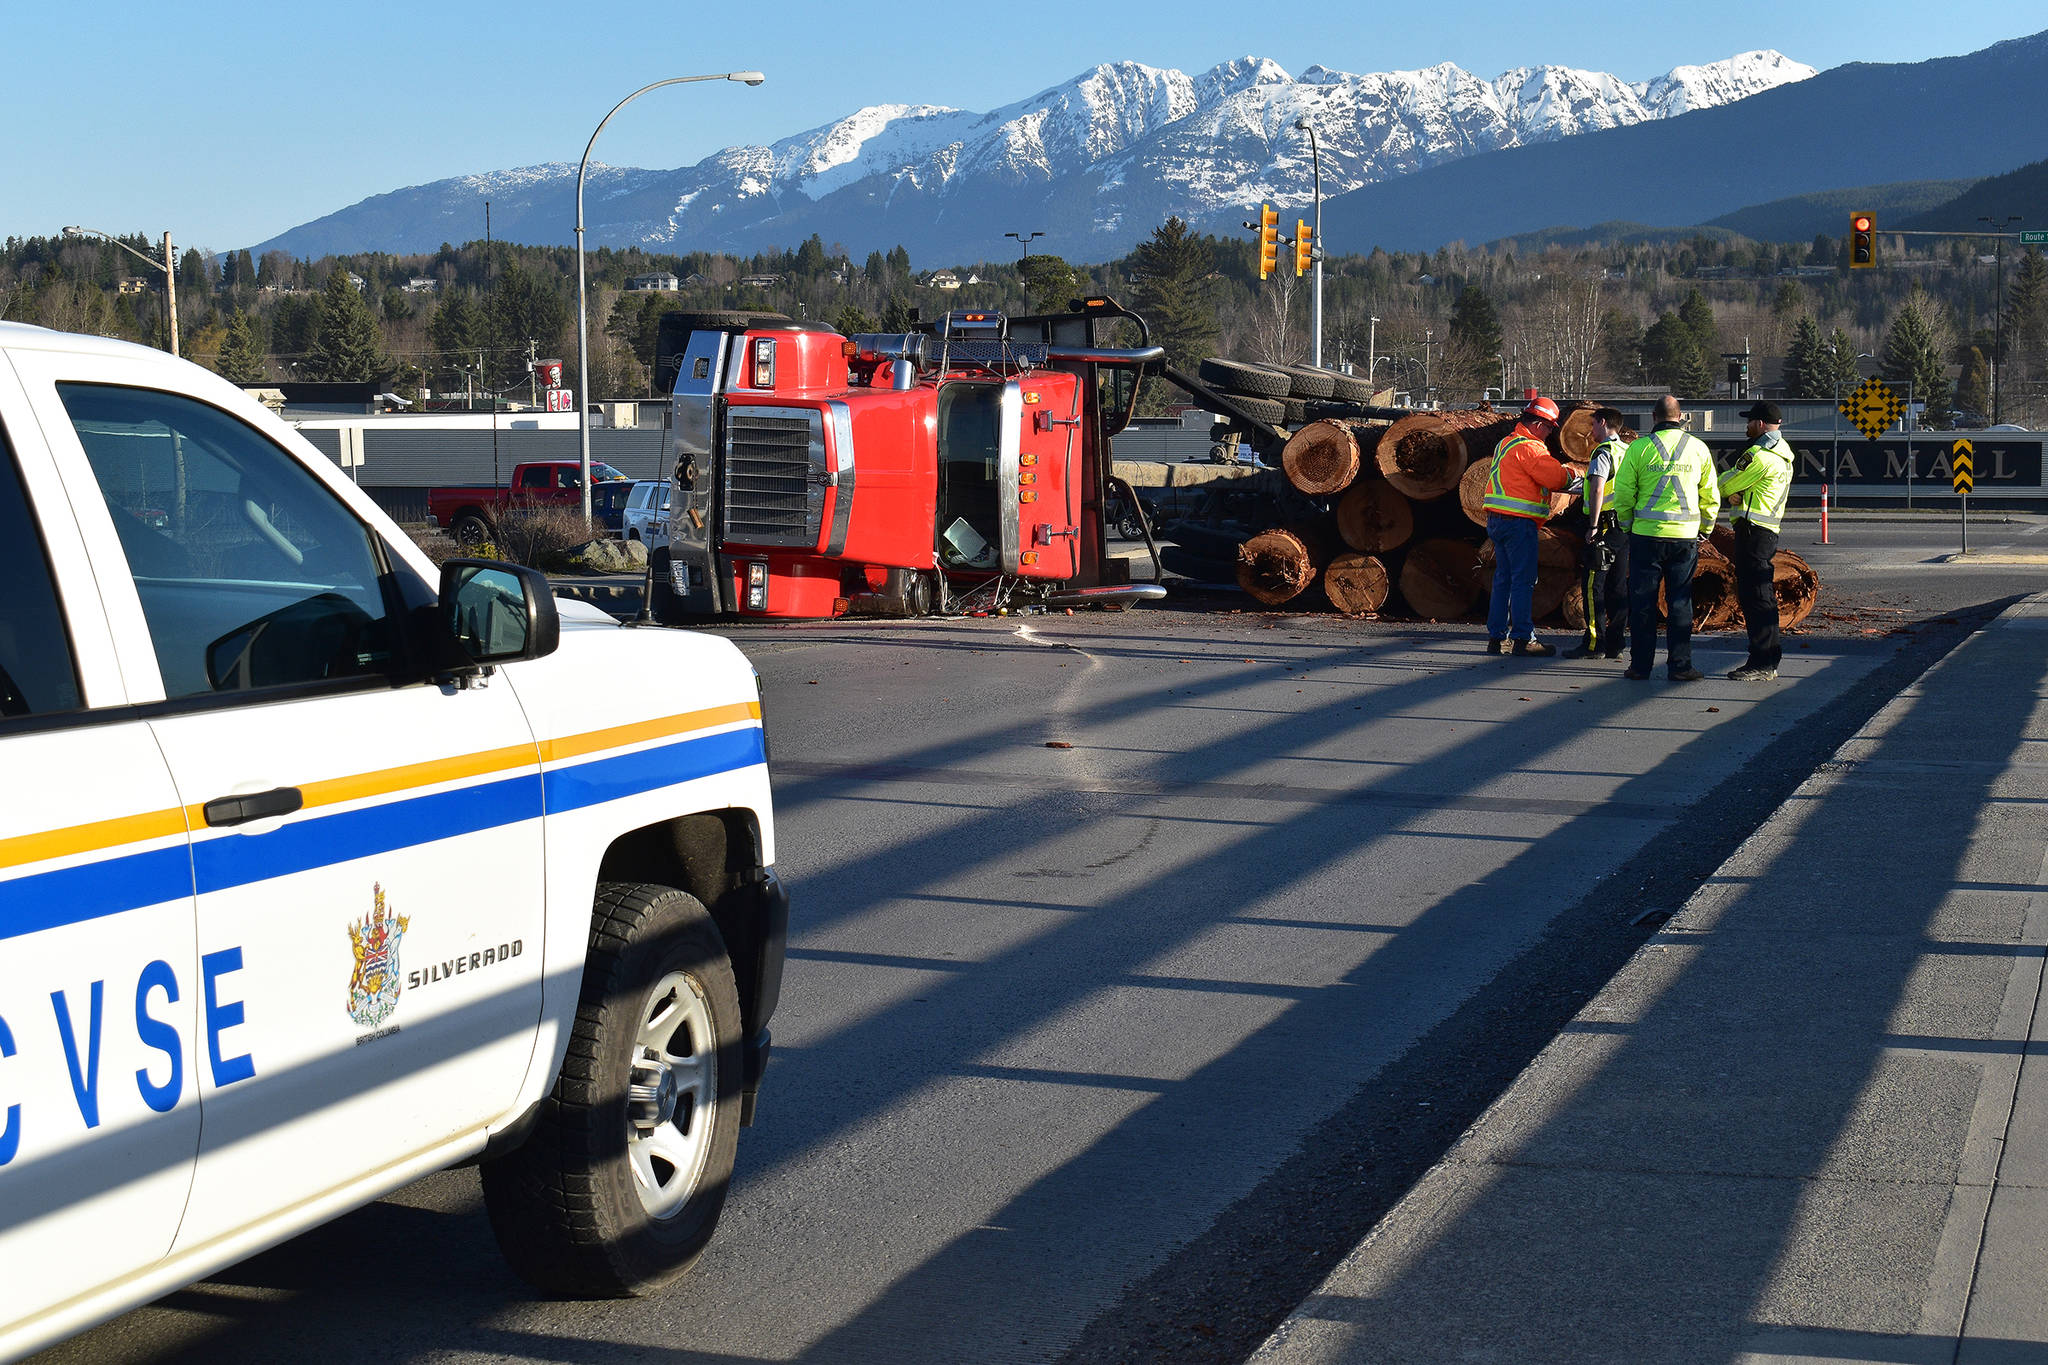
left=251, top=50, right=1813, bottom=264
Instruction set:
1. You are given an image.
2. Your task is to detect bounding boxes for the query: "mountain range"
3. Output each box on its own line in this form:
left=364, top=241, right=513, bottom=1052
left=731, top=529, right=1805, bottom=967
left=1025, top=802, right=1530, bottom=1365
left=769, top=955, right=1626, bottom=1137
left=1309, top=30, right=2048, bottom=253
left=251, top=49, right=1816, bottom=265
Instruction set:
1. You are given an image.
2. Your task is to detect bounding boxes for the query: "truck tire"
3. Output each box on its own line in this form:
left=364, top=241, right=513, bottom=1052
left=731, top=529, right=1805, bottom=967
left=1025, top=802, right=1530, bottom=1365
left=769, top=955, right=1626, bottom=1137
left=1224, top=395, right=1287, bottom=426
left=1198, top=357, right=1290, bottom=399
left=1278, top=365, right=1337, bottom=399
left=451, top=512, right=491, bottom=549
left=482, top=882, right=743, bottom=1297
left=1328, top=371, right=1375, bottom=403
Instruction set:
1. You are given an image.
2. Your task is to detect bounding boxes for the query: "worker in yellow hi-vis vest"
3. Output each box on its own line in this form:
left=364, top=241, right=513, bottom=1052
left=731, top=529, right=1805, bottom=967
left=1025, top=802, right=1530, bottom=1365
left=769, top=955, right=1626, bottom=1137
left=1609, top=395, right=1720, bottom=682
left=1719, top=401, right=1795, bottom=681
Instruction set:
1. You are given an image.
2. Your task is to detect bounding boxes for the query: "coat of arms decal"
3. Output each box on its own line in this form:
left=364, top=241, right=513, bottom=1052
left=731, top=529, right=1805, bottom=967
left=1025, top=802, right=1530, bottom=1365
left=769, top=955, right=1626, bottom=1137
left=347, top=884, right=410, bottom=1028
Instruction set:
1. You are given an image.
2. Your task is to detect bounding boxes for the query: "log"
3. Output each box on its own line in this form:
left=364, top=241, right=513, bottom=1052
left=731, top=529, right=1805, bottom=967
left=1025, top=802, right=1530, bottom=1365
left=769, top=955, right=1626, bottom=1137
left=1323, top=552, right=1391, bottom=615
left=1553, top=400, right=1599, bottom=462
left=1773, top=550, right=1820, bottom=630
left=1376, top=410, right=1510, bottom=500
left=1549, top=461, right=1589, bottom=520
left=1236, top=526, right=1328, bottom=606
left=1458, top=459, right=1490, bottom=528
left=1281, top=418, right=1385, bottom=496
left=1562, top=581, right=1586, bottom=631
left=1335, top=477, right=1415, bottom=553
left=1399, top=537, right=1486, bottom=620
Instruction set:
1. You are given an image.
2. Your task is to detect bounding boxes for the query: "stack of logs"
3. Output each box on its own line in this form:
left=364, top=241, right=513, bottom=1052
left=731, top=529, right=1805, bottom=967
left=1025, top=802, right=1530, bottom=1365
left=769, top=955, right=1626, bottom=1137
left=1233, top=402, right=1821, bottom=632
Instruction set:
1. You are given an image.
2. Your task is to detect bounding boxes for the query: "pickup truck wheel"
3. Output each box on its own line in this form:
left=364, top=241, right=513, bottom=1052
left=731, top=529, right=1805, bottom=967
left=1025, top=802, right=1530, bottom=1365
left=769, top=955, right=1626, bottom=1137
left=451, top=513, right=490, bottom=549
left=481, top=882, right=742, bottom=1296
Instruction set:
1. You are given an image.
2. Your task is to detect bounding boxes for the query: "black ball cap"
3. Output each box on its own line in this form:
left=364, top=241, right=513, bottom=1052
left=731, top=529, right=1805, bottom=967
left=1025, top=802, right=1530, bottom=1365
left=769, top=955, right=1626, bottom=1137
left=1739, top=401, right=1782, bottom=423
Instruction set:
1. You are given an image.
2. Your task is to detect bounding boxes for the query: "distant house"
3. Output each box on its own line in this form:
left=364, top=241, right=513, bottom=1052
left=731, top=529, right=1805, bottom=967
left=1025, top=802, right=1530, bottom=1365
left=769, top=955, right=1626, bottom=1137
left=925, top=270, right=962, bottom=291
left=737, top=273, right=782, bottom=289
left=627, top=272, right=680, bottom=292
left=346, top=272, right=367, bottom=292
left=116, top=277, right=150, bottom=295
left=681, top=272, right=709, bottom=286
left=401, top=277, right=439, bottom=293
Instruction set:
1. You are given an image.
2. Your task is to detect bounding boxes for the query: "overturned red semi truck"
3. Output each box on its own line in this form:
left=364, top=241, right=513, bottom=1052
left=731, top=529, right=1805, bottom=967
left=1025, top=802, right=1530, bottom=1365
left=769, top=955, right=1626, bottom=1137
left=648, top=300, right=1163, bottom=620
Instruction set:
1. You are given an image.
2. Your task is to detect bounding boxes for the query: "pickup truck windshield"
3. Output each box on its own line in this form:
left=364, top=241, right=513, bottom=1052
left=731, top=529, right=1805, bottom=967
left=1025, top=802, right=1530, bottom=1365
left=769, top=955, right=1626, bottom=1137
left=59, top=384, right=401, bottom=699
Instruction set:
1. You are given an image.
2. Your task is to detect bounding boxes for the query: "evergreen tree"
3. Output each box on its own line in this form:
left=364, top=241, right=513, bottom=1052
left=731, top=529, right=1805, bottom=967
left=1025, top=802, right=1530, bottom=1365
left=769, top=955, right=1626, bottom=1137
left=305, top=269, right=387, bottom=383
left=1782, top=316, right=1829, bottom=398
left=863, top=251, right=887, bottom=287
left=1018, top=254, right=1081, bottom=312
left=1954, top=346, right=1992, bottom=423
left=2006, top=246, right=2048, bottom=356
left=1127, top=217, right=1219, bottom=375
left=214, top=314, right=267, bottom=384
left=833, top=305, right=879, bottom=337
left=1447, top=285, right=1503, bottom=364
left=1642, top=311, right=1711, bottom=396
left=1822, top=327, right=1862, bottom=396
left=1678, top=286, right=1718, bottom=355
left=487, top=258, right=568, bottom=387
left=1879, top=288, right=1952, bottom=421
left=794, top=234, right=829, bottom=278
left=1598, top=308, right=1643, bottom=384
left=430, top=292, right=483, bottom=388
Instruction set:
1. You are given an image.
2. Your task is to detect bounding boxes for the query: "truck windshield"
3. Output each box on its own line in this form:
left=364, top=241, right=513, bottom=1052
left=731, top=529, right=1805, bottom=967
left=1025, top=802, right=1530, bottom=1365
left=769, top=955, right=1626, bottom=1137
left=935, top=382, right=1002, bottom=570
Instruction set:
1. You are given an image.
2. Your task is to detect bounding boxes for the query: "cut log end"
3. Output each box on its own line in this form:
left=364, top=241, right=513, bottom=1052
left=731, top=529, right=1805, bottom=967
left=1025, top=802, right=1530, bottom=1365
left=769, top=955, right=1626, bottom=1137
left=1399, top=538, right=1486, bottom=620
left=1323, top=552, right=1390, bottom=616
left=1335, top=478, right=1416, bottom=554
left=1237, top=527, right=1327, bottom=606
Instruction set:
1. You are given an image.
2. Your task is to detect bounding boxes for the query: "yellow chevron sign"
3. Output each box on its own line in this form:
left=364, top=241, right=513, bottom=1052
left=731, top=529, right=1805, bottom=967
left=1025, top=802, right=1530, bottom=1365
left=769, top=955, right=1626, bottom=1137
left=1839, top=377, right=1906, bottom=441
left=1953, top=438, right=1974, bottom=495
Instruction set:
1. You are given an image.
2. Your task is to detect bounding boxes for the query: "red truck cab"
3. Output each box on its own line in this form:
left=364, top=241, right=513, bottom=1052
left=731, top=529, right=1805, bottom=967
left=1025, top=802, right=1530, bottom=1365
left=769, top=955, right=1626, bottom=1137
left=657, top=305, right=1157, bottom=619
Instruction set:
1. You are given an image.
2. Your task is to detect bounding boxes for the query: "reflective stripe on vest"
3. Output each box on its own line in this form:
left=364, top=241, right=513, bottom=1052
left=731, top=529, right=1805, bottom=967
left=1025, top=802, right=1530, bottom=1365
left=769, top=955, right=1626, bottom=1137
left=1631, top=431, right=1706, bottom=536
left=1482, top=435, right=1553, bottom=519
left=1734, top=436, right=1793, bottom=532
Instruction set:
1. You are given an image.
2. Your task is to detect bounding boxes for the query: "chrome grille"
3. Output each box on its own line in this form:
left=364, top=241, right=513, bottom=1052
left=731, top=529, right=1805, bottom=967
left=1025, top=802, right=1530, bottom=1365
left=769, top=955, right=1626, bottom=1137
left=722, top=409, right=823, bottom=547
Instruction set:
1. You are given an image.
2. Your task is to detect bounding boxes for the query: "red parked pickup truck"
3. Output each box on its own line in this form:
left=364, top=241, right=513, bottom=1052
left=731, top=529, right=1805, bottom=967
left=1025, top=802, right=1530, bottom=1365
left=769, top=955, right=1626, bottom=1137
left=429, top=460, right=633, bottom=547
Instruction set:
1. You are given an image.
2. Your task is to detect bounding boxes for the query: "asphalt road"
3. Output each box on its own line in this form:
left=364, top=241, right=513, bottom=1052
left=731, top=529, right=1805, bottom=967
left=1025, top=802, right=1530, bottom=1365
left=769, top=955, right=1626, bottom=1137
left=39, top=520, right=2048, bottom=1365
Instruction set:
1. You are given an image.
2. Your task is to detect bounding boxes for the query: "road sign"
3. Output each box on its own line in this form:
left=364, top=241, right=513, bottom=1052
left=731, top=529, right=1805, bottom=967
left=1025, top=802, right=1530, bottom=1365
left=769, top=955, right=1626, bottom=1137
left=1952, top=438, right=1974, bottom=494
left=2021, top=230, right=2048, bottom=246
left=1839, top=377, right=1906, bottom=442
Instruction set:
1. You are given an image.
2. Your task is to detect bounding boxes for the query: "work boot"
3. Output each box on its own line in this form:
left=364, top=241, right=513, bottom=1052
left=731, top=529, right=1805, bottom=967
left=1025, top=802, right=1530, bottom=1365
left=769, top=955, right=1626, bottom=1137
left=1623, top=667, right=1651, bottom=680
left=1602, top=647, right=1625, bottom=660
left=1669, top=666, right=1706, bottom=682
left=1512, top=639, right=1555, bottom=657
left=1728, top=665, right=1778, bottom=681
left=1486, top=638, right=1504, bottom=655
left=1562, top=641, right=1598, bottom=659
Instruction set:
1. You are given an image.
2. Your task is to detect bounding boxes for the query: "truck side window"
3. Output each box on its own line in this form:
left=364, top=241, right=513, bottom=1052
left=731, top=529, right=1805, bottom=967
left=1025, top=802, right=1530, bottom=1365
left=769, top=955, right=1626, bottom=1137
left=0, top=431, right=83, bottom=718
left=57, top=384, right=403, bottom=701
left=519, top=465, right=550, bottom=489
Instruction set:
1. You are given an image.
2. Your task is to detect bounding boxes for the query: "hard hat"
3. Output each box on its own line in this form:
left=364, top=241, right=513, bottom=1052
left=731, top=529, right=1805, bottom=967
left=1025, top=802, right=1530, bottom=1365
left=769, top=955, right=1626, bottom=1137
left=1521, top=396, right=1560, bottom=425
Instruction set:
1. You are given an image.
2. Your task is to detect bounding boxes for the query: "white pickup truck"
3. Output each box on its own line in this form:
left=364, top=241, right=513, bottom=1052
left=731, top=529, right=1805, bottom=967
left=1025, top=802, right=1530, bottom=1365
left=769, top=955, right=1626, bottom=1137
left=0, top=323, right=787, bottom=1358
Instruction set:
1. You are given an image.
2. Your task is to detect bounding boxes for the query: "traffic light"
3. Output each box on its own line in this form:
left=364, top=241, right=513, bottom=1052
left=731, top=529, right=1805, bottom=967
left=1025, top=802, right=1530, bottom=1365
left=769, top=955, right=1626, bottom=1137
left=1295, top=220, right=1314, bottom=277
left=1258, top=204, right=1279, bottom=280
left=1850, top=213, right=1875, bottom=269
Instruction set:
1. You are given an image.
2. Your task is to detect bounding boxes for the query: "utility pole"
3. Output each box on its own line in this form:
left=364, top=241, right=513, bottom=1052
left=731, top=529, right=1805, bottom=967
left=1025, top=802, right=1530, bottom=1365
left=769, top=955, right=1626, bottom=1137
left=1367, top=315, right=1379, bottom=393
left=1294, top=118, right=1323, bottom=369
left=527, top=338, right=539, bottom=406
left=162, top=232, right=179, bottom=359
left=1423, top=328, right=1432, bottom=408
left=1981, top=215, right=2021, bottom=424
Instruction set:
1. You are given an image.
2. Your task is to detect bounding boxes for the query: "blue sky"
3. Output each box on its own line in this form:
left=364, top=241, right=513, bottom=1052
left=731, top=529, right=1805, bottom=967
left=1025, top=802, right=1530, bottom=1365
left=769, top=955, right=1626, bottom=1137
left=2, top=1, right=2034, bottom=254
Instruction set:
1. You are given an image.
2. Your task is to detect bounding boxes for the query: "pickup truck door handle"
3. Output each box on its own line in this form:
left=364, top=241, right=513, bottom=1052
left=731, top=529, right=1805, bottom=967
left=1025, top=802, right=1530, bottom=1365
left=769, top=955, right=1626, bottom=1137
left=203, top=787, right=304, bottom=828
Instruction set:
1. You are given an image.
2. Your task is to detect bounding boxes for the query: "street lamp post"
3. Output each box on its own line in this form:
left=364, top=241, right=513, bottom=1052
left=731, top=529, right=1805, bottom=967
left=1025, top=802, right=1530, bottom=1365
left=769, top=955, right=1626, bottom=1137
left=1423, top=328, right=1433, bottom=408
left=577, top=71, right=764, bottom=525
left=1004, top=231, right=1044, bottom=263
left=1367, top=315, right=1379, bottom=392
left=1293, top=118, right=1323, bottom=368
left=1980, top=215, right=2021, bottom=424
left=64, top=226, right=178, bottom=357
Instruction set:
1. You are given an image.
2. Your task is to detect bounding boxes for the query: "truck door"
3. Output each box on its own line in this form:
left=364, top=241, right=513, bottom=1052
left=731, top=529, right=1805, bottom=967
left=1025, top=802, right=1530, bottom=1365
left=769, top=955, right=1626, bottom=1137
left=0, top=369, right=201, bottom=1319
left=21, top=361, right=548, bottom=1256
left=1012, top=375, right=1083, bottom=579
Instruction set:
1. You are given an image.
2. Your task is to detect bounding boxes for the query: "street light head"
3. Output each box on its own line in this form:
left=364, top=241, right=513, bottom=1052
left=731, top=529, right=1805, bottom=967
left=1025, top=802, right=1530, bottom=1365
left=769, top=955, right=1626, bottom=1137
left=1293, top=117, right=1309, bottom=131
left=729, top=71, right=766, bottom=86
left=61, top=226, right=81, bottom=237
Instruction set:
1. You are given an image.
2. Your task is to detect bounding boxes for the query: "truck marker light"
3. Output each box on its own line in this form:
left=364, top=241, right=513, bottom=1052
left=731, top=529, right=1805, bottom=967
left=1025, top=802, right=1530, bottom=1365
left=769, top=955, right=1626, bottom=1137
left=752, top=338, right=776, bottom=389
left=1020, top=471, right=1037, bottom=485
left=1019, top=490, right=1038, bottom=504
left=1024, top=391, right=1040, bottom=404
left=745, top=561, right=769, bottom=611
left=1019, top=452, right=1038, bottom=467
left=1020, top=552, right=1039, bottom=565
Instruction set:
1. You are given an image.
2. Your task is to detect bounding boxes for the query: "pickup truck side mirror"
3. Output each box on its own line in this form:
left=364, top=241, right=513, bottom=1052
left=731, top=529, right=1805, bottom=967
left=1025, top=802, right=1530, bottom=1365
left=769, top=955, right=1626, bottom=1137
left=440, top=559, right=560, bottom=666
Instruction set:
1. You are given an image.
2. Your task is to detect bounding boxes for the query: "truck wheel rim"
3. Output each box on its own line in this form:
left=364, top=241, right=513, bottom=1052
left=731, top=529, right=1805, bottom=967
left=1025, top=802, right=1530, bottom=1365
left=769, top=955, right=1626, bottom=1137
left=623, top=970, right=716, bottom=1219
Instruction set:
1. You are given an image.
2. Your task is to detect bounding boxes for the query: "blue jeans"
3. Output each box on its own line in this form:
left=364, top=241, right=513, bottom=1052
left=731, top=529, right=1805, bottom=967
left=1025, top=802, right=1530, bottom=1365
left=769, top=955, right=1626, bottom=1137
left=1629, top=534, right=1698, bottom=674
left=1486, top=514, right=1540, bottom=642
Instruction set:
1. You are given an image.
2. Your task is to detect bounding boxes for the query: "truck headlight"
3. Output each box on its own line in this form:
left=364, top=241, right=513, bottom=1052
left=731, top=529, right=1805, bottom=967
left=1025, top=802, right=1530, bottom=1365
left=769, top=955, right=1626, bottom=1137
left=744, top=561, right=768, bottom=612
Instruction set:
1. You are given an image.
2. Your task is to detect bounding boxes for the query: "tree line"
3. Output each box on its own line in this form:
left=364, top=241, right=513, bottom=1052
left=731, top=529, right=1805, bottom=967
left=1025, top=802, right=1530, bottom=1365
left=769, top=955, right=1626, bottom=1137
left=3, top=221, right=2043, bottom=427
